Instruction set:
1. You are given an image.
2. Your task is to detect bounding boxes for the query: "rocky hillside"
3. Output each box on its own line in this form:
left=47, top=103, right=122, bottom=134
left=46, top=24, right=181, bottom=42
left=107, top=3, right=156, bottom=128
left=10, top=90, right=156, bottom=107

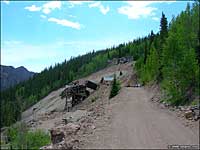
left=0, top=65, right=35, bottom=90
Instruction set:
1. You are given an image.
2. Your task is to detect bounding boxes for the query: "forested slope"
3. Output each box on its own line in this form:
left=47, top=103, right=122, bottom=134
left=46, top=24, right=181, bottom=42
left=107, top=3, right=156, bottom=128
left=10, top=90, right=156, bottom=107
left=1, top=2, right=199, bottom=127
left=135, top=2, right=199, bottom=106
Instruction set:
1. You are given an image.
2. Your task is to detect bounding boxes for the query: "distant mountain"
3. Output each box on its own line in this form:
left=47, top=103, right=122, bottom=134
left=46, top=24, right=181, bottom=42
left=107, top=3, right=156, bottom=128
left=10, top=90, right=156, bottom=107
left=0, top=65, right=35, bottom=91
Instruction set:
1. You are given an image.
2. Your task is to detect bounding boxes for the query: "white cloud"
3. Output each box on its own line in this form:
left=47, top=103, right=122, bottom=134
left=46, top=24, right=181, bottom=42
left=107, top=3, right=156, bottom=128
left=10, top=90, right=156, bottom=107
left=25, top=5, right=41, bottom=12
left=118, top=2, right=157, bottom=19
left=24, top=2, right=82, bottom=30
left=88, top=2, right=101, bottom=8
left=48, top=17, right=81, bottom=30
left=2, top=0, right=9, bottom=4
left=42, top=8, right=51, bottom=14
left=152, top=17, right=159, bottom=21
left=40, top=15, right=47, bottom=19
left=68, top=1, right=83, bottom=7
left=68, top=1, right=92, bottom=8
left=25, top=1, right=62, bottom=14
left=43, top=1, right=61, bottom=9
left=42, top=1, right=61, bottom=14
left=89, top=2, right=110, bottom=15
left=118, top=1, right=176, bottom=20
left=99, top=5, right=110, bottom=15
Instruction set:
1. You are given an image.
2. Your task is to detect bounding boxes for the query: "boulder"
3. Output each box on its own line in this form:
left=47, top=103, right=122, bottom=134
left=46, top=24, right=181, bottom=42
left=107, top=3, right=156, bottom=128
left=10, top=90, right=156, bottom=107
left=184, top=110, right=194, bottom=119
left=63, top=110, right=87, bottom=123
left=50, top=129, right=65, bottom=144
left=62, top=116, right=73, bottom=124
left=178, top=106, right=186, bottom=111
left=190, top=105, right=199, bottom=111
left=194, top=115, right=200, bottom=121
left=90, top=125, right=96, bottom=130
left=164, top=103, right=169, bottom=107
left=193, top=109, right=200, bottom=121
left=186, top=106, right=191, bottom=111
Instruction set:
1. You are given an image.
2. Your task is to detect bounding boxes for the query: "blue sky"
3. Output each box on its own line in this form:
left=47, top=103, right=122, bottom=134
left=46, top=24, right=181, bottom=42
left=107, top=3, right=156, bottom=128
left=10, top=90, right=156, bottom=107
left=1, top=1, right=191, bottom=72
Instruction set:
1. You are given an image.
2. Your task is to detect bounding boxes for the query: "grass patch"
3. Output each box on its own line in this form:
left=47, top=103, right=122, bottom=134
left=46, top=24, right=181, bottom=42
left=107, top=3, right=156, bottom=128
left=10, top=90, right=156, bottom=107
left=190, top=99, right=199, bottom=106
left=6, top=123, right=50, bottom=149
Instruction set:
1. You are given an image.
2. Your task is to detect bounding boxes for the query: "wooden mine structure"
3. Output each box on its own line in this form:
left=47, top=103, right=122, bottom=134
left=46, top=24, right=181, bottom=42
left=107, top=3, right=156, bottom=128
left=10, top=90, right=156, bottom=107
left=60, top=80, right=98, bottom=111
left=107, top=56, right=133, bottom=65
left=118, top=56, right=133, bottom=64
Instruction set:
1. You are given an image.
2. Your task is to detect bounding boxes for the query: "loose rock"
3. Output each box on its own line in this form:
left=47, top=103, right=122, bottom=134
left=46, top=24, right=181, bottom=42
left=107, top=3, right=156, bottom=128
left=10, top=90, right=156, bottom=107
left=50, top=129, right=65, bottom=144
left=40, top=144, right=53, bottom=149
left=184, top=110, right=194, bottom=119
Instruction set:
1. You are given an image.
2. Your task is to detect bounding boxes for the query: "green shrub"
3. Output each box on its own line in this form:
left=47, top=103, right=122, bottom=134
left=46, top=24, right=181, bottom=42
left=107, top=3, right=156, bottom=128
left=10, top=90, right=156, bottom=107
left=109, top=75, right=121, bottom=98
left=25, top=130, right=50, bottom=149
left=91, top=96, right=97, bottom=103
left=7, top=123, right=50, bottom=149
left=191, top=99, right=199, bottom=106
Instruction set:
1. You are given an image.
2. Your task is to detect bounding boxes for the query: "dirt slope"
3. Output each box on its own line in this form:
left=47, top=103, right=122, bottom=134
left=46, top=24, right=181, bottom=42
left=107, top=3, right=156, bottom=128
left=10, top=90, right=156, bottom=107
left=82, top=87, right=199, bottom=149
left=21, top=62, right=132, bottom=131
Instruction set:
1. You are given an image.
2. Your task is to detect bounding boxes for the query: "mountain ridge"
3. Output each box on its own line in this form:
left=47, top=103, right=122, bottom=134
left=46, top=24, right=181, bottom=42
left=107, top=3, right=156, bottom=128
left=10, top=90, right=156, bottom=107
left=0, top=65, right=35, bottom=91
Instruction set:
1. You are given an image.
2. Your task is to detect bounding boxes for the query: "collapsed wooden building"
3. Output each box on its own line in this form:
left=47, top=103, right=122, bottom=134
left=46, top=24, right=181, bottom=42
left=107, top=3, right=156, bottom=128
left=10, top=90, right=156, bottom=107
left=60, top=80, right=98, bottom=111
left=107, top=56, right=133, bottom=65
left=118, top=56, right=133, bottom=64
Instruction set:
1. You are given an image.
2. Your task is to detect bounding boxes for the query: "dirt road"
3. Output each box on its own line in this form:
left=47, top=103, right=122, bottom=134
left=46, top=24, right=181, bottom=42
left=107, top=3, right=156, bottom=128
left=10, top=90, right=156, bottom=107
left=83, top=87, right=199, bottom=149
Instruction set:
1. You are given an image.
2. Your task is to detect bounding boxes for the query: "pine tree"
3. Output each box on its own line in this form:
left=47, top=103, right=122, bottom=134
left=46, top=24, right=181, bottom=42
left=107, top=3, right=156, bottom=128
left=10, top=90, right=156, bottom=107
left=158, top=12, right=168, bottom=82
left=196, top=30, right=200, bottom=64
left=118, top=48, right=122, bottom=58
left=149, top=30, right=155, bottom=47
left=160, top=12, right=168, bottom=46
left=144, top=37, right=148, bottom=64
left=107, top=50, right=110, bottom=59
left=109, top=75, right=120, bottom=98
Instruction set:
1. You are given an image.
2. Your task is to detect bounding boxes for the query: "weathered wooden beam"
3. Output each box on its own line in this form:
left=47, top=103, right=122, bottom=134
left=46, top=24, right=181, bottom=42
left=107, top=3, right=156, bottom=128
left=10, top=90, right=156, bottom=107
left=85, top=80, right=98, bottom=90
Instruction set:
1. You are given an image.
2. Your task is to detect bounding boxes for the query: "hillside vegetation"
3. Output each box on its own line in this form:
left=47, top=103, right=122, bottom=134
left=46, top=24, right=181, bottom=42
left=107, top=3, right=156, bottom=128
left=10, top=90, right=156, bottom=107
left=1, top=2, right=199, bottom=128
left=136, top=3, right=199, bottom=106
left=5, top=123, right=50, bottom=149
